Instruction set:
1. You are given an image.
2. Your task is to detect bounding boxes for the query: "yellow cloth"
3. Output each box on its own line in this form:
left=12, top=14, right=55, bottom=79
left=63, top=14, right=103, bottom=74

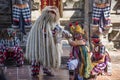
left=79, top=46, right=93, bottom=78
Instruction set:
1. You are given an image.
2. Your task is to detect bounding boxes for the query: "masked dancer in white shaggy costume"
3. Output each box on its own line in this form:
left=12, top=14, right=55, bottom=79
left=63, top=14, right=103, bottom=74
left=25, top=6, right=71, bottom=77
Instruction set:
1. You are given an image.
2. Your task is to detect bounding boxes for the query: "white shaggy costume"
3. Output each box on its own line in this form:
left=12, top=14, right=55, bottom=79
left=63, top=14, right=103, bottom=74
left=25, top=6, right=70, bottom=70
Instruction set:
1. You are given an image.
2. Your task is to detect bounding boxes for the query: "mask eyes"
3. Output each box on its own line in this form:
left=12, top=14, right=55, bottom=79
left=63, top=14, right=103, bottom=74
left=49, top=11, right=56, bottom=15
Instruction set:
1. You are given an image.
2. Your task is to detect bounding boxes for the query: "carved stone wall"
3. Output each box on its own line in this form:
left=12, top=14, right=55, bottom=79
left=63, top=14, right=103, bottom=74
left=31, top=0, right=41, bottom=21
left=63, top=0, right=84, bottom=19
left=108, top=0, right=120, bottom=49
left=61, top=0, right=84, bottom=28
left=31, top=0, right=40, bottom=10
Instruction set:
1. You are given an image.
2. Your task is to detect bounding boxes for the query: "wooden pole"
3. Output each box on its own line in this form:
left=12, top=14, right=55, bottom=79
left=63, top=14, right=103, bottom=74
left=84, top=0, right=90, bottom=46
left=10, top=0, right=13, bottom=25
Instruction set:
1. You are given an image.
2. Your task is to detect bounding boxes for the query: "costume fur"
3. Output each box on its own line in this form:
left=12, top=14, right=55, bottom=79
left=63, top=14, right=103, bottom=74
left=25, top=6, right=62, bottom=68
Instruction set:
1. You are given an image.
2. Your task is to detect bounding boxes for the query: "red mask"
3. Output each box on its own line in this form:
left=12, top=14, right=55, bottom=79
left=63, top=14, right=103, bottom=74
left=92, top=38, right=100, bottom=43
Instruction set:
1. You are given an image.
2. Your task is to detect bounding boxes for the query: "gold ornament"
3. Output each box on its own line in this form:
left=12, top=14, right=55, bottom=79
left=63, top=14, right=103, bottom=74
left=74, top=22, right=84, bottom=34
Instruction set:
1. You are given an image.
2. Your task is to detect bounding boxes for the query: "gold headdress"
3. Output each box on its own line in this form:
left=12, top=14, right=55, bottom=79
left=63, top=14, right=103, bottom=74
left=69, top=22, right=84, bottom=34
left=69, top=23, right=75, bottom=33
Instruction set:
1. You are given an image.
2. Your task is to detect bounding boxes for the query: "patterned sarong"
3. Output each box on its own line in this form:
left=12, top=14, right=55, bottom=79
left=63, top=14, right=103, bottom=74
left=12, top=6, right=31, bottom=26
left=92, top=62, right=106, bottom=75
left=92, top=5, right=111, bottom=20
left=12, top=6, right=31, bottom=34
left=92, top=4, right=111, bottom=31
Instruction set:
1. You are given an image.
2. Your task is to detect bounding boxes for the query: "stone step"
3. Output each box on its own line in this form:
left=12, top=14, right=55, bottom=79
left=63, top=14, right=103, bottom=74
left=4, top=56, right=69, bottom=67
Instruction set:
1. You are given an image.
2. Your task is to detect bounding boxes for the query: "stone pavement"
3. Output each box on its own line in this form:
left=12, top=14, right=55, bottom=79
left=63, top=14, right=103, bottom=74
left=1, top=45, right=120, bottom=80
left=3, top=66, right=69, bottom=80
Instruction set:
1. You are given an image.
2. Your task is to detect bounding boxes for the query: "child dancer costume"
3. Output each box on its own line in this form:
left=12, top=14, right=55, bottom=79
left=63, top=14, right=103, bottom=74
left=25, top=6, right=71, bottom=76
left=91, top=35, right=111, bottom=76
left=68, top=22, right=92, bottom=80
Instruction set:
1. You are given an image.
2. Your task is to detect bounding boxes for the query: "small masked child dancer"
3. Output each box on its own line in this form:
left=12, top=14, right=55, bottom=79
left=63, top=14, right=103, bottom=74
left=91, top=35, right=111, bottom=79
left=68, top=22, right=92, bottom=80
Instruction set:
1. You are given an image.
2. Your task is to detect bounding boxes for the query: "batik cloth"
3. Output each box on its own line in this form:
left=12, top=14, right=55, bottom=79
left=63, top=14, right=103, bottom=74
left=92, top=45, right=105, bottom=61
left=0, top=50, right=5, bottom=66
left=0, top=45, right=24, bottom=67
left=12, top=6, right=31, bottom=34
left=31, top=60, right=40, bottom=75
left=92, top=4, right=111, bottom=29
left=12, top=6, right=31, bottom=26
left=92, top=62, right=106, bottom=75
left=92, top=4, right=111, bottom=20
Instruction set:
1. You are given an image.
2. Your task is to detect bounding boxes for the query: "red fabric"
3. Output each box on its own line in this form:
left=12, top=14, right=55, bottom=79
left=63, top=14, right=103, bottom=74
left=75, top=21, right=79, bottom=25
left=93, top=52, right=103, bottom=61
left=49, top=0, right=58, bottom=7
left=92, top=38, right=100, bottom=43
left=69, top=23, right=73, bottom=27
left=41, top=0, right=60, bottom=9
left=41, top=0, right=49, bottom=9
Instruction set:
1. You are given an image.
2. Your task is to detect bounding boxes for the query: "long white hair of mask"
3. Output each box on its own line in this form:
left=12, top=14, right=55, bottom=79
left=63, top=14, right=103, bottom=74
left=25, top=6, right=61, bottom=68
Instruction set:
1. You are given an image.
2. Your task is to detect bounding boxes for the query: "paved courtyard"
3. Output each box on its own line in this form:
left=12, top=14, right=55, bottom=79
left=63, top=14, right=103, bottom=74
left=1, top=45, right=120, bottom=80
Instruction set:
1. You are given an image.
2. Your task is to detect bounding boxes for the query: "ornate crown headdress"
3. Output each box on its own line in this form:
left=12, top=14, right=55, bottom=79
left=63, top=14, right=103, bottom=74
left=69, top=21, right=84, bottom=34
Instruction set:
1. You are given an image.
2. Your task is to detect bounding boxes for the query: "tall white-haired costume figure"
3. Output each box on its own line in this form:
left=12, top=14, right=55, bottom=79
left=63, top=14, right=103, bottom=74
left=25, top=6, right=71, bottom=77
